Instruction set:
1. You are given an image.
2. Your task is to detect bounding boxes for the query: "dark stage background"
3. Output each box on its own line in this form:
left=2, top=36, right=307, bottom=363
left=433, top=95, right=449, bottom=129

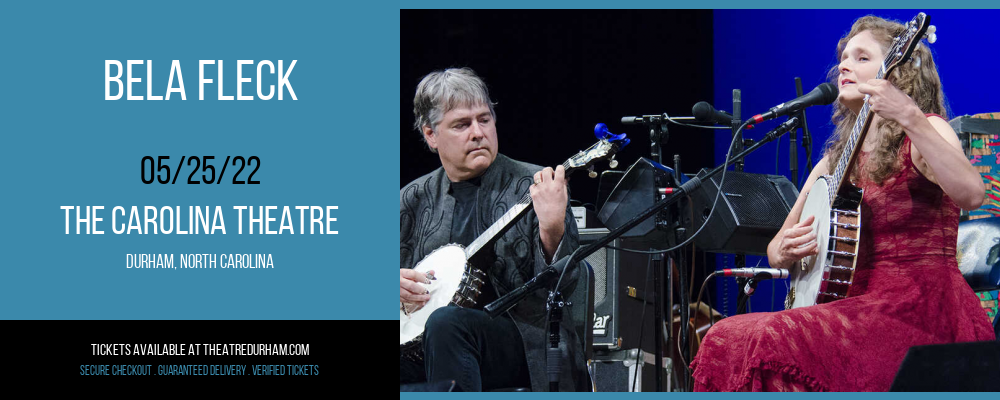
left=400, top=10, right=716, bottom=202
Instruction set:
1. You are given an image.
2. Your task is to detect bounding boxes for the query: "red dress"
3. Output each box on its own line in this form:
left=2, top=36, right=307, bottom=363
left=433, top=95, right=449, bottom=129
left=691, top=136, right=995, bottom=391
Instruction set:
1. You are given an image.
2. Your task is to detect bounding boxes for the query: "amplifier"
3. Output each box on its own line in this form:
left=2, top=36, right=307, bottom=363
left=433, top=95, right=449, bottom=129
left=581, top=228, right=668, bottom=353
left=687, top=170, right=798, bottom=255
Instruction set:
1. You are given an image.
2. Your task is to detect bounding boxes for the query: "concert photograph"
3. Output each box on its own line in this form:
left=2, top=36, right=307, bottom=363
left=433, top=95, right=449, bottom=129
left=399, top=9, right=1000, bottom=392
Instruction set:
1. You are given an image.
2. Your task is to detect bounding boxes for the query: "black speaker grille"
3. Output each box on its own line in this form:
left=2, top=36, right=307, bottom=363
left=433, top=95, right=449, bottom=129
left=718, top=173, right=789, bottom=228
left=587, top=248, right=609, bottom=305
left=580, top=229, right=611, bottom=306
left=690, top=170, right=798, bottom=254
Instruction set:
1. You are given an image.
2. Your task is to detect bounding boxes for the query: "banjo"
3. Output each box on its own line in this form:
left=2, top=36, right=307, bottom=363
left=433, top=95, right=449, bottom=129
left=786, top=13, right=935, bottom=309
left=400, top=124, right=628, bottom=359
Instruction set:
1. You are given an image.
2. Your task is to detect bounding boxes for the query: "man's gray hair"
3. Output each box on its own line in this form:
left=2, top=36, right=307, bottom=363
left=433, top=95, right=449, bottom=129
left=412, top=68, right=497, bottom=152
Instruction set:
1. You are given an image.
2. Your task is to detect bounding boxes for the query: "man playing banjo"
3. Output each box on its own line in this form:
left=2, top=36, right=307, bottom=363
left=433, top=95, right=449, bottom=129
left=399, top=68, right=585, bottom=391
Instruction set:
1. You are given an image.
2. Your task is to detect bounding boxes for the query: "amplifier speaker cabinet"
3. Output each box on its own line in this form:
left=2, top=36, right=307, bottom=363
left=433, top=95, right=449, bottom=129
left=581, top=228, right=667, bottom=353
left=687, top=170, right=798, bottom=255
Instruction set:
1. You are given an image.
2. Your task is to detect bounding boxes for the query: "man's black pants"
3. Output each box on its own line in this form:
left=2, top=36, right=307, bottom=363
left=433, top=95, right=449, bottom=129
left=399, top=306, right=531, bottom=391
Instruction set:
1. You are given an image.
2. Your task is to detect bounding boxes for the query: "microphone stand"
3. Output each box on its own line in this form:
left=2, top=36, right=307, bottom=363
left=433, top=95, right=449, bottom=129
left=731, top=89, right=748, bottom=316
left=647, top=118, right=668, bottom=392
left=792, top=77, right=815, bottom=186
left=484, top=116, right=801, bottom=391
left=731, top=89, right=744, bottom=170
left=790, top=78, right=802, bottom=185
left=671, top=153, right=688, bottom=392
left=587, top=113, right=673, bottom=391
left=546, top=289, right=567, bottom=392
left=736, top=275, right=759, bottom=314
left=800, top=114, right=814, bottom=184
left=644, top=117, right=669, bottom=167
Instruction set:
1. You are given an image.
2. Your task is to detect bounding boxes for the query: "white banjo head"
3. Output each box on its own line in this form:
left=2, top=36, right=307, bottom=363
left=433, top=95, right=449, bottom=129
left=400, top=244, right=468, bottom=345
left=789, top=176, right=832, bottom=309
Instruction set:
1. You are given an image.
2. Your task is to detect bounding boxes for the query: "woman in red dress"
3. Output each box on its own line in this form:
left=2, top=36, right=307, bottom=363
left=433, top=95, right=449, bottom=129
left=691, top=15, right=995, bottom=392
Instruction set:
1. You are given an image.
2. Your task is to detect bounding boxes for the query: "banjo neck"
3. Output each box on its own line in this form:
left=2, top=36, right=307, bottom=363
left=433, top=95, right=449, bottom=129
left=463, top=127, right=629, bottom=262
left=462, top=163, right=565, bottom=262
left=828, top=94, right=878, bottom=204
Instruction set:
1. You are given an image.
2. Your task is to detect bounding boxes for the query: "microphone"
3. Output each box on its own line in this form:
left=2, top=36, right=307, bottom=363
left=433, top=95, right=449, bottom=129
left=692, top=101, right=734, bottom=126
left=720, top=267, right=789, bottom=280
left=621, top=114, right=666, bottom=125
left=750, top=82, right=838, bottom=124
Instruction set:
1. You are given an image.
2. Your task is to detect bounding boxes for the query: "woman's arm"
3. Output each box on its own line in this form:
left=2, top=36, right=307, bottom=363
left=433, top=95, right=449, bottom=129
left=858, top=79, right=984, bottom=210
left=906, top=115, right=984, bottom=210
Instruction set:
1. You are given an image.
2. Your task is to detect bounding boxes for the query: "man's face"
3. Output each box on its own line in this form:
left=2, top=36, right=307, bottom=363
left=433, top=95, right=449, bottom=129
left=423, top=103, right=498, bottom=182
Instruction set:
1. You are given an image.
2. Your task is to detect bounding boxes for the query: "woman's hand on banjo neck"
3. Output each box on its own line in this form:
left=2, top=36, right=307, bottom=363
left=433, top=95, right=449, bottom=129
left=859, top=79, right=984, bottom=211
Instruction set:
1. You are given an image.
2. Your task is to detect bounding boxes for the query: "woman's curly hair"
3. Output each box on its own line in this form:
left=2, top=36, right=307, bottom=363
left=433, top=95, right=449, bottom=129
left=824, top=15, right=947, bottom=184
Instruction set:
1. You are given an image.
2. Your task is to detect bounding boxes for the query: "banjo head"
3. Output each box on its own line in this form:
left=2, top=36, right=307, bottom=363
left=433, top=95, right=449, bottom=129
left=400, top=244, right=471, bottom=348
left=789, top=176, right=833, bottom=309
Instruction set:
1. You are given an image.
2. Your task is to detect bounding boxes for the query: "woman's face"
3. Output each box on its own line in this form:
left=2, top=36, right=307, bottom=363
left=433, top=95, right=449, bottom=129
left=837, top=30, right=885, bottom=113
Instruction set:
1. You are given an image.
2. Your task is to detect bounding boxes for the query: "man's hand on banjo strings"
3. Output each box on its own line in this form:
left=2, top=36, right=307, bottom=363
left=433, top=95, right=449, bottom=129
left=400, top=269, right=436, bottom=313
